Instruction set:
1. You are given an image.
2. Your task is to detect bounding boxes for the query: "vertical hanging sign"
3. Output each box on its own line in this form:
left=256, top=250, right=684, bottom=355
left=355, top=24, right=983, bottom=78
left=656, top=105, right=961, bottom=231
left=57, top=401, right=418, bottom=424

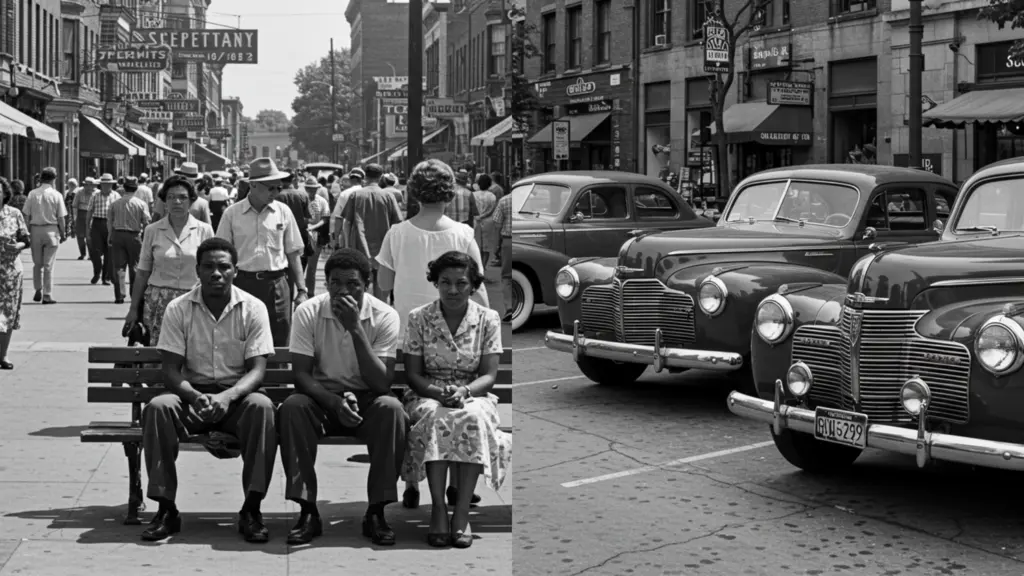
left=552, top=120, right=570, bottom=161
left=703, top=14, right=731, bottom=74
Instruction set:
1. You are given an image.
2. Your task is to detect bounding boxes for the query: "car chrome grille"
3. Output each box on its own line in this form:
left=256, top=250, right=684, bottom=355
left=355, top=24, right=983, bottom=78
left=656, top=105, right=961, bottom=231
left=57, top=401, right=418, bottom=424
left=791, top=308, right=971, bottom=424
left=580, top=279, right=696, bottom=347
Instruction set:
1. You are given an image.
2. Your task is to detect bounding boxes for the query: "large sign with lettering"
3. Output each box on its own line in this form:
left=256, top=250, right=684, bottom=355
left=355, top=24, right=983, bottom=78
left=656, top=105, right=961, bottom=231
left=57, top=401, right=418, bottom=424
left=977, top=40, right=1024, bottom=80
left=97, top=44, right=171, bottom=71
left=139, top=110, right=173, bottom=124
left=385, top=115, right=438, bottom=138
left=131, top=28, right=259, bottom=64
left=207, top=127, right=231, bottom=138
left=174, top=116, right=206, bottom=130
left=767, top=81, right=813, bottom=106
left=566, top=77, right=596, bottom=97
left=377, top=89, right=408, bottom=99
left=425, top=98, right=467, bottom=118
left=749, top=39, right=790, bottom=71
left=534, top=72, right=625, bottom=105
left=703, top=15, right=731, bottom=74
left=756, top=131, right=812, bottom=146
left=136, top=99, right=201, bottom=113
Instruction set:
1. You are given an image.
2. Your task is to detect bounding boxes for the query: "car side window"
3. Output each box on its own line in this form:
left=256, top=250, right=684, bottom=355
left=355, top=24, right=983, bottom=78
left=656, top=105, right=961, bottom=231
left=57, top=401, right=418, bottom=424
left=885, top=188, right=927, bottom=231
left=933, top=187, right=956, bottom=233
left=634, top=186, right=680, bottom=220
left=572, top=186, right=629, bottom=220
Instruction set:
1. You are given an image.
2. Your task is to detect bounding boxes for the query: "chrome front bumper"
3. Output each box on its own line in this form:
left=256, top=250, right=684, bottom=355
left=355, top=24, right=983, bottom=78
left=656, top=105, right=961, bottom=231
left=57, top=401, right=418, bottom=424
left=544, top=320, right=745, bottom=372
left=727, top=383, right=1024, bottom=472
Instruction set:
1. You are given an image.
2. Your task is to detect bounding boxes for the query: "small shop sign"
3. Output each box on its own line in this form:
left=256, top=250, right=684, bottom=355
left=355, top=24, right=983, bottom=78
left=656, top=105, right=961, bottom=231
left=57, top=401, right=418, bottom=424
left=567, top=100, right=612, bottom=115
left=97, top=44, right=171, bottom=72
left=566, top=78, right=597, bottom=97
left=137, top=99, right=201, bottom=113
left=767, top=81, right=813, bottom=106
left=893, top=153, right=943, bottom=175
left=703, top=15, right=731, bottom=74
left=553, top=120, right=570, bottom=161
left=757, top=132, right=812, bottom=145
left=749, top=39, right=790, bottom=71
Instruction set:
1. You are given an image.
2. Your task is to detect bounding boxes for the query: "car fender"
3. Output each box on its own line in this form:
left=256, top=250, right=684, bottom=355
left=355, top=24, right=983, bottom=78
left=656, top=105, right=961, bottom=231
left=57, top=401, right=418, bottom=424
left=513, top=241, right=572, bottom=306
left=554, top=256, right=617, bottom=332
left=664, top=262, right=847, bottom=354
left=749, top=283, right=849, bottom=400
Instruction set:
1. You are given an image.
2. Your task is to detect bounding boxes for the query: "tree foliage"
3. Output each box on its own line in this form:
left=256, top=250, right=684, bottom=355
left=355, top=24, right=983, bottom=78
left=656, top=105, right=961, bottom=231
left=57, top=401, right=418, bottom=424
left=248, top=109, right=291, bottom=132
left=508, top=8, right=541, bottom=182
left=702, top=0, right=772, bottom=197
left=979, top=0, right=1024, bottom=59
left=289, top=49, right=357, bottom=160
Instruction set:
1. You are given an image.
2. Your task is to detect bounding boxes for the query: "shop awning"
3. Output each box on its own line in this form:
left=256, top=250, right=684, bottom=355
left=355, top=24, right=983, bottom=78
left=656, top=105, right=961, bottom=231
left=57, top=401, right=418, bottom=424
left=388, top=125, right=449, bottom=160
left=80, top=114, right=143, bottom=158
left=0, top=100, right=59, bottom=143
left=360, top=145, right=401, bottom=164
left=193, top=142, right=228, bottom=169
left=129, top=128, right=185, bottom=158
left=472, top=116, right=515, bottom=147
left=528, top=112, right=610, bottom=145
left=922, top=87, right=1024, bottom=128
left=710, top=102, right=813, bottom=146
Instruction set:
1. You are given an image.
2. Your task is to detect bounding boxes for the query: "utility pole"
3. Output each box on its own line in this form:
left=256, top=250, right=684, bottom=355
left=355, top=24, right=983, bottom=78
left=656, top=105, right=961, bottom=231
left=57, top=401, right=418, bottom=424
left=908, top=0, right=923, bottom=168
left=408, top=0, right=424, bottom=167
left=330, top=38, right=338, bottom=164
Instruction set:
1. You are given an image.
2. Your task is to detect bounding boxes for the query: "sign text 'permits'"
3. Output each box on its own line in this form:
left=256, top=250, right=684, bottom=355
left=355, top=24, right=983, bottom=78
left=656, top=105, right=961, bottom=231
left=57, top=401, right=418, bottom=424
left=553, top=120, right=570, bottom=161
left=97, top=44, right=171, bottom=72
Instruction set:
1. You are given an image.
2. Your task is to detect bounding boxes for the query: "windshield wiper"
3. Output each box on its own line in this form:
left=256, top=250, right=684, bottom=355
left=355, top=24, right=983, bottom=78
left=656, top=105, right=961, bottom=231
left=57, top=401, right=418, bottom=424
left=957, top=225, right=999, bottom=235
left=773, top=215, right=803, bottom=224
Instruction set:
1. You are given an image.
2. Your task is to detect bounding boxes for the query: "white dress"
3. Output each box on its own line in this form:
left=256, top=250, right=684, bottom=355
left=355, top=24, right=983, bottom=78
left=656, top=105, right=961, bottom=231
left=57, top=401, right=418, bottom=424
left=375, top=219, right=488, bottom=347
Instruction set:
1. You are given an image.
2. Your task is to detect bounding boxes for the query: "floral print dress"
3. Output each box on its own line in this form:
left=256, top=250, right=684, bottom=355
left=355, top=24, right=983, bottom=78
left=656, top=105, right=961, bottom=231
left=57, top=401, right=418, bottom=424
left=401, top=299, right=511, bottom=491
left=0, top=205, right=28, bottom=332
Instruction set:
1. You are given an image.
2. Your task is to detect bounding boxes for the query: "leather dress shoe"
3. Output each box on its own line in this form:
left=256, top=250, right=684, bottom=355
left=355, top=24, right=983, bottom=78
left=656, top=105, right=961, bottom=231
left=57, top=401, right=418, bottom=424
left=140, top=509, right=181, bottom=541
left=237, top=510, right=269, bottom=543
left=362, top=511, right=395, bottom=546
left=286, top=511, right=323, bottom=545
left=90, top=275, right=99, bottom=284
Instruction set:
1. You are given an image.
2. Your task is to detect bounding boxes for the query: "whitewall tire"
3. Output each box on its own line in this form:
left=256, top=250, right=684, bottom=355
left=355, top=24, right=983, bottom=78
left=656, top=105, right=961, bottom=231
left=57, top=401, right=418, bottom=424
left=511, top=269, right=534, bottom=331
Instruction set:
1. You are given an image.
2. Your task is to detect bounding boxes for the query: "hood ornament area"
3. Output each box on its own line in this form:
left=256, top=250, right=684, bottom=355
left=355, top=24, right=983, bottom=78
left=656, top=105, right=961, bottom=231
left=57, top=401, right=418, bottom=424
left=614, top=266, right=645, bottom=277
left=845, top=292, right=888, bottom=307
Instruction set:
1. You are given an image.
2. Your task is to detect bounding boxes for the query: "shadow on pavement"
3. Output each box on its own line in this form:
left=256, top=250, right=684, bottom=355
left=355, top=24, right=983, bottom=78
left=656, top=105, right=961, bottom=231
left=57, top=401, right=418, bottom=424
left=5, top=500, right=511, bottom=553
left=28, top=425, right=89, bottom=438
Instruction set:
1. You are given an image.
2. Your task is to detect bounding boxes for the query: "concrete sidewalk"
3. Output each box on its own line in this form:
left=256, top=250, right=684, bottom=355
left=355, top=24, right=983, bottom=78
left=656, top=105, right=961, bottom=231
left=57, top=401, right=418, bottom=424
left=0, top=242, right=513, bottom=575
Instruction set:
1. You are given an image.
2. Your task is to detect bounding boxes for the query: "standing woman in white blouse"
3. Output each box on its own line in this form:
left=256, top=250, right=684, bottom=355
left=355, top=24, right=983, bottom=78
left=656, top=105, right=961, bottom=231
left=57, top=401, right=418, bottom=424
left=122, top=175, right=214, bottom=345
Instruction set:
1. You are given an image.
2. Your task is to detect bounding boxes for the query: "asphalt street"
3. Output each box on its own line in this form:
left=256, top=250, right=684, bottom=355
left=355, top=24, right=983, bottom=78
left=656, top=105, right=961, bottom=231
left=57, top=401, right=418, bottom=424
left=512, top=308, right=1024, bottom=576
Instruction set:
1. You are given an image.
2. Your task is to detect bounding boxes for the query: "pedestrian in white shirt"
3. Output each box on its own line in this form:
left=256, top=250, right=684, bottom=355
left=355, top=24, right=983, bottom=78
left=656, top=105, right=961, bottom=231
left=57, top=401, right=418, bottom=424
left=21, top=167, right=67, bottom=304
left=135, top=173, right=155, bottom=211
left=329, top=168, right=365, bottom=244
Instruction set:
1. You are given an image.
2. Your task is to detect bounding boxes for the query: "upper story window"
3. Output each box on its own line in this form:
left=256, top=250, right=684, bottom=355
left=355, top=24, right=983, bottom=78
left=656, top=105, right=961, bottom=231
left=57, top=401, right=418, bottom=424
left=648, top=0, right=671, bottom=46
left=831, top=0, right=876, bottom=15
left=488, top=24, right=506, bottom=77
left=689, top=0, right=706, bottom=41
left=566, top=5, right=582, bottom=69
left=752, top=0, right=773, bottom=31
left=783, top=0, right=791, bottom=24
left=595, top=0, right=611, bottom=64
left=542, top=12, right=557, bottom=73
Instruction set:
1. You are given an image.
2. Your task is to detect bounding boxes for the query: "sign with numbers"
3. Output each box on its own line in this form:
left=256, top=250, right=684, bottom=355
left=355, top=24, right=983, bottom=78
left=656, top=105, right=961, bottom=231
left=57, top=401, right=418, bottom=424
left=553, top=120, right=570, bottom=161
left=131, top=28, right=259, bottom=64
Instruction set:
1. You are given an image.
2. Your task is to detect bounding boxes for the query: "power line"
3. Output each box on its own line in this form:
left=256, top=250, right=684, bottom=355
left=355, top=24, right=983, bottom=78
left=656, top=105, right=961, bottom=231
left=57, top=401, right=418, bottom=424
left=209, top=11, right=349, bottom=18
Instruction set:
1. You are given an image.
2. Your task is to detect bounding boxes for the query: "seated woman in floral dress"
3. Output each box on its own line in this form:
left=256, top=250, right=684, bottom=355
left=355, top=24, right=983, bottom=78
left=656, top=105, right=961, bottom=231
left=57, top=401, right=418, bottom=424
left=401, top=250, right=510, bottom=549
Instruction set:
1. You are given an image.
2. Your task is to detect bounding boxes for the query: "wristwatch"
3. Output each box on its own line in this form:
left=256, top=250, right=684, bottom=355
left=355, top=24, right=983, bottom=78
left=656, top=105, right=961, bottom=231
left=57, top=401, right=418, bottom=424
left=460, top=385, right=472, bottom=398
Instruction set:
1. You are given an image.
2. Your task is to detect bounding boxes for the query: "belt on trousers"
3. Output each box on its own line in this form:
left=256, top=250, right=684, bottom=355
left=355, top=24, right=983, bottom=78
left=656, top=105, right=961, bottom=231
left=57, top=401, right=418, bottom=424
left=115, top=228, right=141, bottom=233
left=237, top=268, right=287, bottom=280
left=29, top=223, right=58, bottom=227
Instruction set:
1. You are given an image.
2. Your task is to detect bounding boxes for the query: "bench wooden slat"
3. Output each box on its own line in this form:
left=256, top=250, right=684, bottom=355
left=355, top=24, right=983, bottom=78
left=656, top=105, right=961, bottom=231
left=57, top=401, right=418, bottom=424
left=82, top=424, right=513, bottom=445
left=87, top=384, right=514, bottom=404
left=89, top=346, right=514, bottom=364
left=88, top=368, right=513, bottom=386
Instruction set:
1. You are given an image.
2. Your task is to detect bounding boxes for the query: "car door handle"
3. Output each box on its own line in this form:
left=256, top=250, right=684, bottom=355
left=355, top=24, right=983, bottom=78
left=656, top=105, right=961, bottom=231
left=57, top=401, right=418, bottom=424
left=628, top=229, right=654, bottom=237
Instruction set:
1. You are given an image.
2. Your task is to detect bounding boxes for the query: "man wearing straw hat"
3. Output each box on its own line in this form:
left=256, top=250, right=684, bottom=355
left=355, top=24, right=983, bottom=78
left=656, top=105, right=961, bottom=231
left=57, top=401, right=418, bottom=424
left=87, top=174, right=119, bottom=285
left=216, top=158, right=307, bottom=346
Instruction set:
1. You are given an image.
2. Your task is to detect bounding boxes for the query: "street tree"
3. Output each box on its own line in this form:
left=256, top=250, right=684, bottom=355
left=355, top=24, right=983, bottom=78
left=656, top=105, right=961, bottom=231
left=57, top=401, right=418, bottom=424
left=251, top=109, right=291, bottom=132
left=980, top=0, right=1024, bottom=58
left=701, top=0, right=772, bottom=198
left=507, top=7, right=540, bottom=182
left=289, top=49, right=357, bottom=160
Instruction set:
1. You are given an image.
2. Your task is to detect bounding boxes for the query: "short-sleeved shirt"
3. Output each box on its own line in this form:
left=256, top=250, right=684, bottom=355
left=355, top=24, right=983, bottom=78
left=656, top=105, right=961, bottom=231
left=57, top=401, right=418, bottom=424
left=209, top=186, right=230, bottom=202
left=189, top=196, right=212, bottom=223
left=22, top=184, right=67, bottom=226
left=138, top=215, right=215, bottom=290
left=75, top=188, right=94, bottom=211
left=215, top=198, right=303, bottom=272
left=88, top=190, right=119, bottom=219
left=403, top=299, right=503, bottom=381
left=289, top=292, right=400, bottom=393
left=341, top=185, right=404, bottom=262
left=109, top=192, right=151, bottom=232
left=157, top=285, right=275, bottom=389
left=308, top=194, right=330, bottom=223
left=135, top=185, right=154, bottom=208
left=493, top=193, right=512, bottom=238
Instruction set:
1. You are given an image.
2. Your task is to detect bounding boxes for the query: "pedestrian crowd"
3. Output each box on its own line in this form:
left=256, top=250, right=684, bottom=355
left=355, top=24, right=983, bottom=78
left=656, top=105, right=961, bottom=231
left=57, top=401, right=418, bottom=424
left=0, top=155, right=513, bottom=549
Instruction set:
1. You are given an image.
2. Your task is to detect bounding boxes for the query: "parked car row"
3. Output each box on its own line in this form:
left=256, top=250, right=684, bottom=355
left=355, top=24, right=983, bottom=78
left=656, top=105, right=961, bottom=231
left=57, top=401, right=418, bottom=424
left=538, top=158, right=1024, bottom=476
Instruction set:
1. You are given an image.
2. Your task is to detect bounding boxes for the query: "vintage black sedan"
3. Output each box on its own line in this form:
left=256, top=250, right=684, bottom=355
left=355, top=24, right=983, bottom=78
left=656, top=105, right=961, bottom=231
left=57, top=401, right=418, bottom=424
left=511, top=171, right=714, bottom=330
left=544, top=165, right=957, bottom=386
left=729, top=157, right=1024, bottom=473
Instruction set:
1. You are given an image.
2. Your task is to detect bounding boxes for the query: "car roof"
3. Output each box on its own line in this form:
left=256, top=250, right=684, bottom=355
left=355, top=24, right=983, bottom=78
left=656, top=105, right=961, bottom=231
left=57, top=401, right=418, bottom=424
left=739, top=164, right=954, bottom=188
left=960, top=156, right=1024, bottom=188
left=513, top=170, right=671, bottom=188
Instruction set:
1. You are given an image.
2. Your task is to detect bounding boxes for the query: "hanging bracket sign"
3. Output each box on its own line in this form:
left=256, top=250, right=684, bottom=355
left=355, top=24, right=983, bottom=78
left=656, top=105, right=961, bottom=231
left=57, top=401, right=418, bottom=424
left=97, top=44, right=172, bottom=72
left=131, top=28, right=259, bottom=64
left=553, top=120, right=570, bottom=161
left=703, top=15, right=731, bottom=74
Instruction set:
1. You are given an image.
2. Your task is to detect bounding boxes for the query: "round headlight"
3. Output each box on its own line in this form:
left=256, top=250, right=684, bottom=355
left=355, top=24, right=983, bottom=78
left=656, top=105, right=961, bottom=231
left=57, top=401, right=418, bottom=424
left=976, top=315, right=1024, bottom=376
left=900, top=377, right=931, bottom=416
left=755, top=294, right=795, bottom=344
left=554, top=267, right=580, bottom=301
left=785, top=361, right=813, bottom=397
left=698, top=275, right=728, bottom=316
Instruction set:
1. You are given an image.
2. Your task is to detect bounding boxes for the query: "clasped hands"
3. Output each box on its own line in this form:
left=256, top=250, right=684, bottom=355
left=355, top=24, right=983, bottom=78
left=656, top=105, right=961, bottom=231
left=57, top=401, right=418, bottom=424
left=192, top=392, right=231, bottom=422
left=440, top=384, right=469, bottom=409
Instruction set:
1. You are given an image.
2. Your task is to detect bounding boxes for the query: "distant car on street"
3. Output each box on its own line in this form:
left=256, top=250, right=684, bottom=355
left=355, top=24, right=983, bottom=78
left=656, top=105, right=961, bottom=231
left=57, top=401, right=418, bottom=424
left=544, top=164, right=958, bottom=387
left=729, top=156, right=1024, bottom=475
left=511, top=171, right=715, bottom=330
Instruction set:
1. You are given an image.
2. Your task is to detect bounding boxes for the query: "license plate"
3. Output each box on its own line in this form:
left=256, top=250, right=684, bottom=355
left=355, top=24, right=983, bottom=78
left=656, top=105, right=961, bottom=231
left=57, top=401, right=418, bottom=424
left=814, top=407, right=868, bottom=449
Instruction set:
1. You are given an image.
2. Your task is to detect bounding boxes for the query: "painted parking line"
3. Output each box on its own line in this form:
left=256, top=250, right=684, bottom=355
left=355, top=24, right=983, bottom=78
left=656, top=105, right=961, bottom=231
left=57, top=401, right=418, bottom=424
left=511, top=375, right=587, bottom=388
left=561, top=441, right=775, bottom=488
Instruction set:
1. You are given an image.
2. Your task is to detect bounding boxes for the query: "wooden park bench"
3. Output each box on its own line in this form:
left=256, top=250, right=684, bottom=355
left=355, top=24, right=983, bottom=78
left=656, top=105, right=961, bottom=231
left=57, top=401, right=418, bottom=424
left=81, top=346, right=513, bottom=525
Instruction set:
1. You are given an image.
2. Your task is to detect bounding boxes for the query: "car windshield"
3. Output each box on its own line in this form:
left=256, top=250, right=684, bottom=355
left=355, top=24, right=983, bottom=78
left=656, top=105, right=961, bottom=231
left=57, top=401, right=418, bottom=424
left=725, top=180, right=860, bottom=228
left=953, top=178, right=1024, bottom=233
left=512, top=183, right=573, bottom=217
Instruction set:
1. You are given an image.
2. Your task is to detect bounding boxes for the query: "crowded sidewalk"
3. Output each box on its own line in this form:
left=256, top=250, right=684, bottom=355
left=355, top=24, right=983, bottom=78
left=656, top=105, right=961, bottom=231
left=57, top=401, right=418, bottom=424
left=0, top=241, right=512, bottom=575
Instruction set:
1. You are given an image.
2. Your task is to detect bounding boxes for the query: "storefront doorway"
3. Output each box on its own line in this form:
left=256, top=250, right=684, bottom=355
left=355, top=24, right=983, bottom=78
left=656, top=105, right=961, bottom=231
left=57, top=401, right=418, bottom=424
left=828, top=58, right=878, bottom=163
left=739, top=144, right=794, bottom=180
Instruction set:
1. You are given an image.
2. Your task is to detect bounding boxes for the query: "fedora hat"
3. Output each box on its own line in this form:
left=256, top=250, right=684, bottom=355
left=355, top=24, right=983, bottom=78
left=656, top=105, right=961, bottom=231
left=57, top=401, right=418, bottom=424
left=248, top=157, right=291, bottom=182
left=99, top=173, right=115, bottom=184
left=175, top=162, right=200, bottom=178
left=303, top=176, right=320, bottom=188
left=348, top=168, right=365, bottom=180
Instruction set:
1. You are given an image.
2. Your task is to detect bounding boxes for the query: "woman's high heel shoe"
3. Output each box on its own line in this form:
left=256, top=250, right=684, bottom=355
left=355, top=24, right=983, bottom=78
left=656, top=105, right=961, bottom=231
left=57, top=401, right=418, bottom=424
left=451, top=527, right=473, bottom=548
left=427, top=532, right=451, bottom=547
